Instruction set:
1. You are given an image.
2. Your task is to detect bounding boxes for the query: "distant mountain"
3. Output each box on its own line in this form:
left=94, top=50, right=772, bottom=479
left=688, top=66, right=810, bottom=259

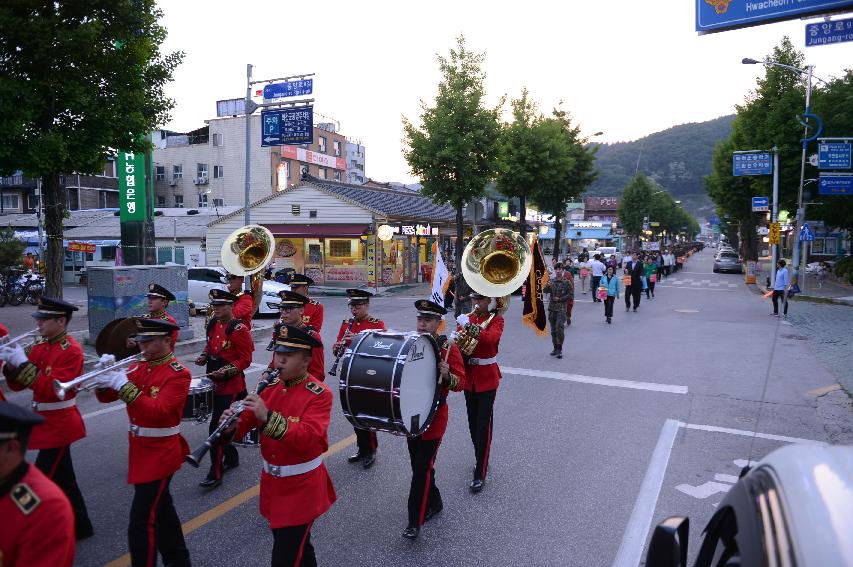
left=587, top=115, right=735, bottom=218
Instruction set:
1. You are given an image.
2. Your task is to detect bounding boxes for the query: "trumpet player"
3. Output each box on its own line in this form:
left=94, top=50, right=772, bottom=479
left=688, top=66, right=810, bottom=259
left=219, top=325, right=335, bottom=567
left=0, top=297, right=93, bottom=539
left=288, top=273, right=324, bottom=332
left=457, top=292, right=505, bottom=494
left=335, top=289, right=385, bottom=469
left=194, top=289, right=254, bottom=489
left=266, top=291, right=324, bottom=381
left=94, top=318, right=191, bottom=567
left=403, top=300, right=466, bottom=540
left=0, top=323, right=7, bottom=400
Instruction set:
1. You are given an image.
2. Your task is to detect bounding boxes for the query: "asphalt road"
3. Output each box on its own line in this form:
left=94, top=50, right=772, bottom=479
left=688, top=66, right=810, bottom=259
left=2, top=248, right=848, bottom=567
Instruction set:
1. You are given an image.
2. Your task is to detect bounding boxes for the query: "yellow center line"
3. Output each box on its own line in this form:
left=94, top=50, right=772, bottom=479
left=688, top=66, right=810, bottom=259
left=103, top=433, right=356, bottom=567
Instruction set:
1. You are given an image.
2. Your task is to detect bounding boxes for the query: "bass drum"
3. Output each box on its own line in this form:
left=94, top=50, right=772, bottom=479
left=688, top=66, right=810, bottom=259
left=339, top=330, right=439, bottom=437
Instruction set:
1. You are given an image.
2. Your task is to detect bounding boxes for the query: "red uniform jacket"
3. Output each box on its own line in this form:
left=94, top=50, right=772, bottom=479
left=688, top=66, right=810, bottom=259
left=458, top=312, right=504, bottom=393
left=232, top=292, right=255, bottom=328
left=233, top=374, right=336, bottom=528
left=148, top=310, right=178, bottom=349
left=422, top=340, right=466, bottom=441
left=335, top=316, right=386, bottom=354
left=302, top=300, right=324, bottom=333
left=204, top=319, right=254, bottom=395
left=96, top=354, right=191, bottom=484
left=4, top=332, right=86, bottom=449
left=0, top=323, right=6, bottom=400
left=268, top=324, right=325, bottom=382
left=0, top=462, right=75, bottom=567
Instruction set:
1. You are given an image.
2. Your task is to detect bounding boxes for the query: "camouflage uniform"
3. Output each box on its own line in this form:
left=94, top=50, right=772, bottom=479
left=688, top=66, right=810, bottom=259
left=543, top=276, right=572, bottom=353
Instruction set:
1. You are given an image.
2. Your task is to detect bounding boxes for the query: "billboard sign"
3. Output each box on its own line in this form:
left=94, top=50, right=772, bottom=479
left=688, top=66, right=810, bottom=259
left=117, top=150, right=147, bottom=222
left=261, top=106, right=313, bottom=146
left=733, top=152, right=772, bottom=176
left=818, top=142, right=852, bottom=169
left=697, top=0, right=853, bottom=34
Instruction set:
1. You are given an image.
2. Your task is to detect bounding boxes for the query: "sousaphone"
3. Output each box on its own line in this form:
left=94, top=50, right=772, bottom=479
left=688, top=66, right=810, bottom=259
left=220, top=225, right=276, bottom=312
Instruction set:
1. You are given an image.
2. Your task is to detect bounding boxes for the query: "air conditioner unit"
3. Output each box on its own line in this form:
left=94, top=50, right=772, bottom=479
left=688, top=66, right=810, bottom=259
left=193, top=177, right=209, bottom=185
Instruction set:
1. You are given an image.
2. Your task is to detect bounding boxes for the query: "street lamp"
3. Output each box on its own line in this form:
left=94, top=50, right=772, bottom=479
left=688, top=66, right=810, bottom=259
left=742, top=57, right=825, bottom=287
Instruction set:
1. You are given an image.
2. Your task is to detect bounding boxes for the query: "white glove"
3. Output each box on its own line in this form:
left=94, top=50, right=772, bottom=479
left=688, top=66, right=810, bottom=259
left=0, top=344, right=28, bottom=368
left=95, top=354, right=116, bottom=369
left=99, top=370, right=129, bottom=391
left=456, top=314, right=470, bottom=327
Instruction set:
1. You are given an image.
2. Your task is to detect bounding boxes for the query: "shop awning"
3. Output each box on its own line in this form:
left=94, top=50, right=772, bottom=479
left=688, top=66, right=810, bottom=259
left=264, top=224, right=370, bottom=238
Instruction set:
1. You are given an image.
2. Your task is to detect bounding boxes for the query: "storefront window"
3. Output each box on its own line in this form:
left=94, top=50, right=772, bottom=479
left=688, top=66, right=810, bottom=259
left=325, top=238, right=365, bottom=283
left=382, top=238, right=405, bottom=285
left=304, top=238, right=323, bottom=284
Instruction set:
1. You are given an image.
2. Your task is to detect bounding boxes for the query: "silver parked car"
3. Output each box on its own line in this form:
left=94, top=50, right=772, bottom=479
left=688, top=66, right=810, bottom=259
left=713, top=251, right=742, bottom=273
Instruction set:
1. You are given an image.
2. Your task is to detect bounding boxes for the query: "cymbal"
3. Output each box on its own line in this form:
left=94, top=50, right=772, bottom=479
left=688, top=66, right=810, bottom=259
left=95, top=317, right=140, bottom=360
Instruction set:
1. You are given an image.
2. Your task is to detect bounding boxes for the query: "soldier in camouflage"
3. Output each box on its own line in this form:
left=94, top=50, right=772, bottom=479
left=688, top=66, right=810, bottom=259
left=543, top=262, right=571, bottom=359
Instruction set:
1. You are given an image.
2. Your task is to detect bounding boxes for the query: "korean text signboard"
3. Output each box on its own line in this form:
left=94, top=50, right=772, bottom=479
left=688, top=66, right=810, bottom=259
left=67, top=241, right=97, bottom=254
left=818, top=142, right=852, bottom=169
left=697, top=0, right=853, bottom=34
left=263, top=79, right=313, bottom=99
left=819, top=174, right=853, bottom=195
left=752, top=196, right=769, bottom=212
left=118, top=150, right=147, bottom=221
left=366, top=235, right=377, bottom=288
left=806, top=16, right=853, bottom=47
left=733, top=153, right=772, bottom=176
left=261, top=106, right=313, bottom=146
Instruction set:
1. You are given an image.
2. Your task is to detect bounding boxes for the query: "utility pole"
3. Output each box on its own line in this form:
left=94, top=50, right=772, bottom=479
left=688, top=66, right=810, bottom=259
left=244, top=63, right=253, bottom=228
left=770, top=147, right=779, bottom=288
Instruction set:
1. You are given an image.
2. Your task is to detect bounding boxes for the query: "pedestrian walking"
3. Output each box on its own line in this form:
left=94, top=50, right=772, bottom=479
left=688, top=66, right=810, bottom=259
left=578, top=258, right=591, bottom=295
left=599, top=266, right=620, bottom=324
left=624, top=253, right=643, bottom=312
left=589, top=255, right=606, bottom=302
left=772, top=260, right=790, bottom=317
left=564, top=266, right=575, bottom=326
left=577, top=248, right=590, bottom=263
left=644, top=256, right=658, bottom=299
left=542, top=263, right=571, bottom=358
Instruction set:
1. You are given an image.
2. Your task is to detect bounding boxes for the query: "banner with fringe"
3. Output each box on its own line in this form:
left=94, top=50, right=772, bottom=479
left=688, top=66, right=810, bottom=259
left=522, top=236, right=549, bottom=336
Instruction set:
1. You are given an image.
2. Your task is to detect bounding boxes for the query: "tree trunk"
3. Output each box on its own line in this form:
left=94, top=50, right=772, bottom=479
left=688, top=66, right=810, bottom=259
left=553, top=213, right=562, bottom=261
left=519, top=195, right=527, bottom=238
left=42, top=172, right=64, bottom=298
left=740, top=216, right=758, bottom=261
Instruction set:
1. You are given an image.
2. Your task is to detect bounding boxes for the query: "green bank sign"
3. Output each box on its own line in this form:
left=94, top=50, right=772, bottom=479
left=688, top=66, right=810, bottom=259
left=118, top=150, right=147, bottom=221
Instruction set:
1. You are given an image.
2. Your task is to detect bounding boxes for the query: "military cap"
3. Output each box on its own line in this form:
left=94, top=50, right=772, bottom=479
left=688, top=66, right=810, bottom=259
left=147, top=283, right=175, bottom=301
left=271, top=324, right=322, bottom=353
left=288, top=273, right=315, bottom=287
left=469, top=291, right=491, bottom=300
left=0, top=401, right=44, bottom=441
left=209, top=289, right=238, bottom=305
left=415, top=299, right=447, bottom=318
left=346, top=289, right=373, bottom=304
left=130, top=317, right=179, bottom=343
left=277, top=290, right=309, bottom=308
left=32, top=297, right=79, bottom=319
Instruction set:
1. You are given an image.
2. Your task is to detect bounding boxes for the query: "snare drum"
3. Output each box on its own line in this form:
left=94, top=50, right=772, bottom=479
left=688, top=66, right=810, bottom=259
left=339, top=330, right=440, bottom=437
left=182, top=378, right=213, bottom=422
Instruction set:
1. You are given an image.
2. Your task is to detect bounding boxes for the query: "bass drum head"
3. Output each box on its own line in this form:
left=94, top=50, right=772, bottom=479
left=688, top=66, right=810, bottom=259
left=398, top=334, right=439, bottom=436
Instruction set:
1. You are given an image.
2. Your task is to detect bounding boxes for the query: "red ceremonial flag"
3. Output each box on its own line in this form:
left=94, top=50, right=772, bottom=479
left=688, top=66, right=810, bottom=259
left=522, top=236, right=549, bottom=337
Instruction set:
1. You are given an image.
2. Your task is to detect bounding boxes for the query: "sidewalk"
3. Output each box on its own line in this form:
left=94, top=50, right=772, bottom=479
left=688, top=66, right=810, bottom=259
left=757, top=271, right=853, bottom=306
left=311, top=281, right=431, bottom=297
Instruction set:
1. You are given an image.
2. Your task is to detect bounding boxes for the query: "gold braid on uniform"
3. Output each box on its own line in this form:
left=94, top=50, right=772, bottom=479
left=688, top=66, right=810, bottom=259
left=9, top=362, right=38, bottom=387
left=447, top=373, right=460, bottom=390
left=220, top=363, right=239, bottom=378
left=262, top=411, right=288, bottom=440
left=118, top=382, right=142, bottom=404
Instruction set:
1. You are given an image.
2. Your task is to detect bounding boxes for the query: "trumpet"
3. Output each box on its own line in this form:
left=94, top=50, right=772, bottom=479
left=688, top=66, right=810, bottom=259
left=52, top=353, right=143, bottom=400
left=0, top=329, right=38, bottom=348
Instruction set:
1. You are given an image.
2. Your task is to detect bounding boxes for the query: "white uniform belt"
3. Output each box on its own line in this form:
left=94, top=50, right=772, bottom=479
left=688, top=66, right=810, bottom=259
left=467, top=356, right=497, bottom=366
left=128, top=424, right=181, bottom=438
left=262, top=456, right=323, bottom=478
left=32, top=399, right=76, bottom=411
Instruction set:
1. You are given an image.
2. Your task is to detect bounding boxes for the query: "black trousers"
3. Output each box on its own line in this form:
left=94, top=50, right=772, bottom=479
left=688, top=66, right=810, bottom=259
left=464, top=389, right=497, bottom=481
left=625, top=284, right=641, bottom=309
left=646, top=279, right=655, bottom=298
left=271, top=523, right=316, bottom=567
left=129, top=476, right=190, bottom=567
left=590, top=276, right=602, bottom=301
left=407, top=436, right=442, bottom=527
left=604, top=297, right=615, bottom=318
left=772, top=290, right=789, bottom=315
left=354, top=427, right=378, bottom=455
left=35, top=445, right=93, bottom=538
left=207, top=390, right=247, bottom=479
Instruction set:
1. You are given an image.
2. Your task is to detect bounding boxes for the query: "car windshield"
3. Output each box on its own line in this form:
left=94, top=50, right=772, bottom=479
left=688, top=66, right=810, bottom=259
left=720, top=253, right=738, bottom=259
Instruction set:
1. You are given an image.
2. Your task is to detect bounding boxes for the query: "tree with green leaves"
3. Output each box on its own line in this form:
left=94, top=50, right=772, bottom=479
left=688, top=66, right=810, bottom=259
left=403, top=35, right=502, bottom=273
left=0, top=225, right=26, bottom=272
left=0, top=1, right=183, bottom=297
left=617, top=173, right=656, bottom=241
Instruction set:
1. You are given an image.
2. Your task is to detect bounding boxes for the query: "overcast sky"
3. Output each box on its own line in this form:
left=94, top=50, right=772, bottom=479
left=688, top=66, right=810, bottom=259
left=157, top=1, right=852, bottom=184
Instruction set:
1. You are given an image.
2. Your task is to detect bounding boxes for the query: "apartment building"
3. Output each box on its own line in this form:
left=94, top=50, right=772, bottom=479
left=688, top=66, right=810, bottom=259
left=346, top=140, right=366, bottom=185
left=0, top=163, right=119, bottom=215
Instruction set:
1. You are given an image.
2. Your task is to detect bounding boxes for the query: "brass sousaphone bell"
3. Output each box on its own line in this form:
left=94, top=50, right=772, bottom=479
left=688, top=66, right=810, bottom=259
left=221, top=225, right=276, bottom=277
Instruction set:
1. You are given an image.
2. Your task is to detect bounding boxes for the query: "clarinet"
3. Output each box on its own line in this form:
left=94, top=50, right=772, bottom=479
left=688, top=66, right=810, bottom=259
left=328, top=318, right=354, bottom=376
left=185, top=369, right=279, bottom=467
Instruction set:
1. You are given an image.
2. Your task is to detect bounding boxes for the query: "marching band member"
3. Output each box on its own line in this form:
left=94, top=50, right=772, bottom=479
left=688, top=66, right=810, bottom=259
left=402, top=300, right=466, bottom=540
left=219, top=325, right=336, bottom=567
left=0, top=323, right=7, bottom=400
left=335, top=289, right=385, bottom=469
left=0, top=401, right=75, bottom=567
left=94, top=318, right=191, bottom=567
left=288, top=273, right=324, bottom=332
left=194, top=289, right=254, bottom=489
left=145, top=283, right=179, bottom=348
left=223, top=272, right=256, bottom=328
left=0, top=298, right=93, bottom=538
left=266, top=290, right=324, bottom=381
left=458, top=292, right=505, bottom=494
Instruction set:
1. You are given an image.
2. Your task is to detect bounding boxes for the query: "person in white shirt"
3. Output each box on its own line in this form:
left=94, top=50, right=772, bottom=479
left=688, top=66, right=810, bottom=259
left=589, top=255, right=607, bottom=302
left=772, top=259, right=790, bottom=317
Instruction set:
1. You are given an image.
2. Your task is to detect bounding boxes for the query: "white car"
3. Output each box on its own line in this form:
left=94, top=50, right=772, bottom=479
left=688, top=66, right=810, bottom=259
left=188, top=266, right=290, bottom=316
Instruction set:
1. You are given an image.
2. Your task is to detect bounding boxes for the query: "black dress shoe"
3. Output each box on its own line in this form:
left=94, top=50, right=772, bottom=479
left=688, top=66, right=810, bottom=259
left=556, top=352, right=563, bottom=359
left=222, top=461, right=239, bottom=473
left=549, top=349, right=558, bottom=356
left=347, top=452, right=363, bottom=463
left=199, top=477, right=222, bottom=489
left=75, top=523, right=95, bottom=541
left=423, top=503, right=443, bottom=522
left=362, top=452, right=376, bottom=469
left=402, top=526, right=420, bottom=539
left=470, top=479, right=484, bottom=493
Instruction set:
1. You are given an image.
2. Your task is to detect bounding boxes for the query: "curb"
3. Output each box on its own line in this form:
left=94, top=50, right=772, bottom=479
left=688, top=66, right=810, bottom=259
left=756, top=285, right=853, bottom=307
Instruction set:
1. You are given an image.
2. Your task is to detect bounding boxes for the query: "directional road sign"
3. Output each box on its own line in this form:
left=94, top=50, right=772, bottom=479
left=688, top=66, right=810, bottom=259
left=263, top=79, right=313, bottom=100
left=752, top=196, right=769, bottom=212
left=818, top=142, right=852, bottom=169
left=260, top=106, right=313, bottom=146
left=806, top=16, right=853, bottom=47
left=818, top=174, right=853, bottom=195
left=799, top=223, right=816, bottom=242
left=733, top=153, right=772, bottom=176
left=768, top=222, right=781, bottom=245
left=697, top=0, right=853, bottom=34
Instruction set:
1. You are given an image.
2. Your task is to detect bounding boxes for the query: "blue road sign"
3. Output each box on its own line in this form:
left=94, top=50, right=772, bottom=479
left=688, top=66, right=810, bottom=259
left=819, top=174, right=853, bottom=195
left=697, top=0, right=853, bottom=34
left=752, top=196, right=769, bottom=212
left=263, top=79, right=313, bottom=100
left=260, top=106, right=314, bottom=146
left=806, top=16, right=853, bottom=47
left=733, top=153, right=772, bottom=176
left=818, top=142, right=852, bottom=169
left=799, top=223, right=815, bottom=242
left=708, top=215, right=720, bottom=225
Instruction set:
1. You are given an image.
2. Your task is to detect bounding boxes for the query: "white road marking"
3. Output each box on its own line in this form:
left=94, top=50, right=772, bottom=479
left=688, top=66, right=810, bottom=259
left=733, top=459, right=759, bottom=468
left=502, top=367, right=688, bottom=394
left=613, top=418, right=680, bottom=567
left=654, top=285, right=735, bottom=292
left=677, top=422, right=824, bottom=445
left=82, top=403, right=125, bottom=420
left=675, top=481, right=732, bottom=499
left=714, top=473, right=739, bottom=484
